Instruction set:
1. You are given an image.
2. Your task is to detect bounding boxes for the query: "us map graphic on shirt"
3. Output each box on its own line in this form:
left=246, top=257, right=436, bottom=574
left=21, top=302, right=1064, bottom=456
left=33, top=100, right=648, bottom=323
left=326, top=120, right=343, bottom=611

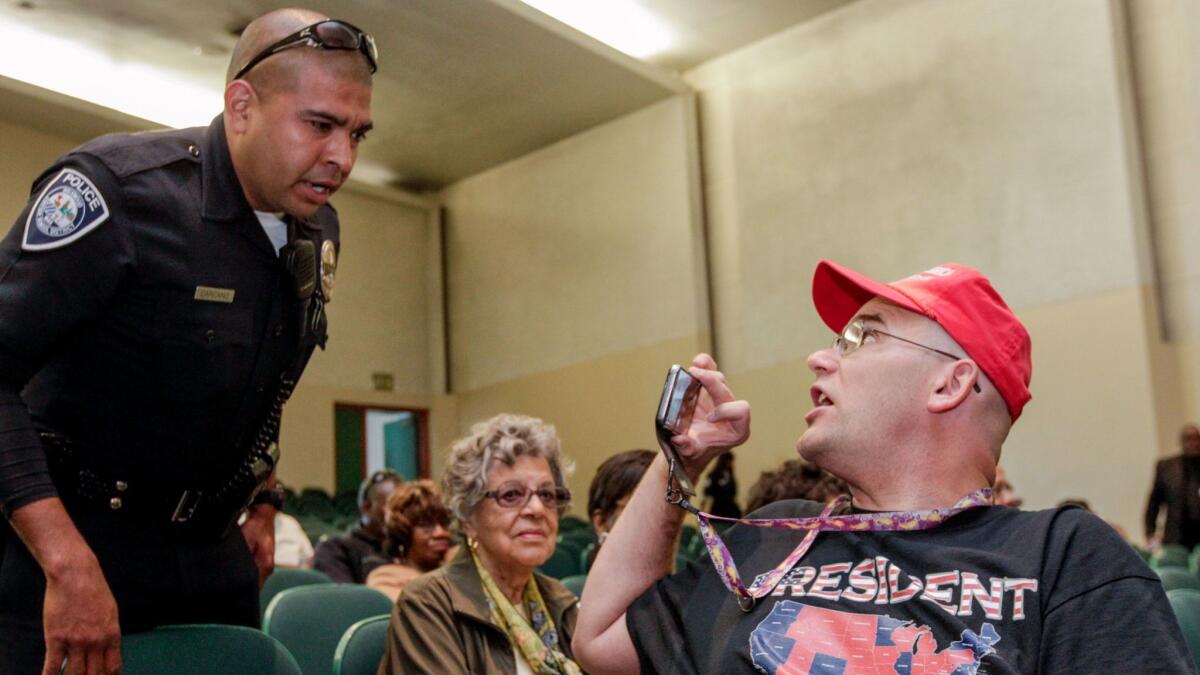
left=750, top=602, right=999, bottom=674
left=745, top=556, right=1037, bottom=674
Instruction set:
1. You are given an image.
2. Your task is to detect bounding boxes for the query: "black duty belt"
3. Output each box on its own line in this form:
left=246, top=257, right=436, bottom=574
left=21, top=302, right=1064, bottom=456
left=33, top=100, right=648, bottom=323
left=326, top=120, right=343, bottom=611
left=41, top=432, right=277, bottom=541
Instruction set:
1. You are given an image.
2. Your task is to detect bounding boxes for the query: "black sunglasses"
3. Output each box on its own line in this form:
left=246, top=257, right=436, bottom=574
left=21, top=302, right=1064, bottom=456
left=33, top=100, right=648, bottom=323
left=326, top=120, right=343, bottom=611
left=234, top=19, right=378, bottom=81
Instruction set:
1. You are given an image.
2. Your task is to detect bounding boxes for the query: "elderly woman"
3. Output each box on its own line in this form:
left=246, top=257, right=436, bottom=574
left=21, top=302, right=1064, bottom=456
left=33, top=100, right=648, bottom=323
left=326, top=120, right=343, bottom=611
left=380, top=413, right=581, bottom=674
left=366, top=480, right=454, bottom=602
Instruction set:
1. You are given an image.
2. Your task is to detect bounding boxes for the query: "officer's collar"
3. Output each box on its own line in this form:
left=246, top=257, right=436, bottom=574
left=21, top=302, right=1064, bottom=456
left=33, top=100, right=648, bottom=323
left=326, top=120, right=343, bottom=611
left=200, top=115, right=320, bottom=232
left=200, top=115, right=251, bottom=223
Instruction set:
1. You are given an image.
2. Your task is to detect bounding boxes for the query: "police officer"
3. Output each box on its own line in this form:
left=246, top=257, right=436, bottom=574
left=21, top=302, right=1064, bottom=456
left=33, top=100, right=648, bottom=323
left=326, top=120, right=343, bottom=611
left=0, top=8, right=376, bottom=674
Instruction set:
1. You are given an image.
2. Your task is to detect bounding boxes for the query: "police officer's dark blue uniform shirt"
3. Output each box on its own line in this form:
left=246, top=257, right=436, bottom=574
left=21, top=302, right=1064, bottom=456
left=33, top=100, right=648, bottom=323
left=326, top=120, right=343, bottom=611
left=0, top=114, right=339, bottom=667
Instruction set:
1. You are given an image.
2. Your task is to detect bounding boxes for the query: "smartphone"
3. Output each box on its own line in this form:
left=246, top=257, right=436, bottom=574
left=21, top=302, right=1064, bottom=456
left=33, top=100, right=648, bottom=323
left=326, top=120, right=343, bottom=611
left=655, top=364, right=701, bottom=496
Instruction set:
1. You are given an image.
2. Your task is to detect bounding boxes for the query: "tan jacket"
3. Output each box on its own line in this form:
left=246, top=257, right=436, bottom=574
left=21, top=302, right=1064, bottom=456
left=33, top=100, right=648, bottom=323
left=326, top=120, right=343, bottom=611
left=378, top=551, right=580, bottom=674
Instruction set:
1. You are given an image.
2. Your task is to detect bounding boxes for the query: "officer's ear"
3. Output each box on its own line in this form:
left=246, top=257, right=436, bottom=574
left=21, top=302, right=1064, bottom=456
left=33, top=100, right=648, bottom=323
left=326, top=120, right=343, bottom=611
left=224, top=80, right=256, bottom=133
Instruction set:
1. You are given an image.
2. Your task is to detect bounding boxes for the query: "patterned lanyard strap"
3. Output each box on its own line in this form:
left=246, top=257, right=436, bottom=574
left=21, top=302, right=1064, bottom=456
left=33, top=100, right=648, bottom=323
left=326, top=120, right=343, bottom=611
left=665, top=461, right=992, bottom=611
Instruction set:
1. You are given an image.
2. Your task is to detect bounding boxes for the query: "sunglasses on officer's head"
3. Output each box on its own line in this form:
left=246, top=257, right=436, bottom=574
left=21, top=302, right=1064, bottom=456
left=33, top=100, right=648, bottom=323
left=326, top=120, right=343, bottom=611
left=234, top=19, right=378, bottom=81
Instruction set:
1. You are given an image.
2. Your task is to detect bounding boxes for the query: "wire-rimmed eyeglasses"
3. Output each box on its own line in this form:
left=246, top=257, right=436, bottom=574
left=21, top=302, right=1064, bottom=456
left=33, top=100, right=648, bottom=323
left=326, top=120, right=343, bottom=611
left=834, top=318, right=982, bottom=393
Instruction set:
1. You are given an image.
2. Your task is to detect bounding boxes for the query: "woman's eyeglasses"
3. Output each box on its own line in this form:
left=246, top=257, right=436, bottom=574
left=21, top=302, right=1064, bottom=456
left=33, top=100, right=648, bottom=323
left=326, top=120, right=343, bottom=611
left=483, top=486, right=571, bottom=510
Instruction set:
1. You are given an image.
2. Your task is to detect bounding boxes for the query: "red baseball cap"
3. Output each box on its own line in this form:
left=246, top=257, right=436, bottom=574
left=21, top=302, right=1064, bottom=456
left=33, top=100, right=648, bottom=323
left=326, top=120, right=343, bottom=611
left=812, top=260, right=1032, bottom=421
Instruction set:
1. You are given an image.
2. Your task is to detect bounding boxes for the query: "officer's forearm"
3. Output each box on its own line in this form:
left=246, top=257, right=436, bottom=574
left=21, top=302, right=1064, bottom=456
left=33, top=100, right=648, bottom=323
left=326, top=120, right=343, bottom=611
left=8, top=497, right=100, bottom=581
left=0, top=379, right=56, bottom=516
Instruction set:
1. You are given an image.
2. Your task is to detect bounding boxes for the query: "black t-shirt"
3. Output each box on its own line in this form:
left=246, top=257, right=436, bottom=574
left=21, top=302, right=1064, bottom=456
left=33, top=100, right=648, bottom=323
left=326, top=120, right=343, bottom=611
left=628, top=500, right=1194, bottom=674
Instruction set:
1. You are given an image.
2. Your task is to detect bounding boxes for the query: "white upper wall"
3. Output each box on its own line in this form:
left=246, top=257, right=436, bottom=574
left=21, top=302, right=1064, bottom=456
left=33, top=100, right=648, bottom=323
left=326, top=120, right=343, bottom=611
left=440, top=95, right=703, bottom=392
left=687, top=0, right=1149, bottom=373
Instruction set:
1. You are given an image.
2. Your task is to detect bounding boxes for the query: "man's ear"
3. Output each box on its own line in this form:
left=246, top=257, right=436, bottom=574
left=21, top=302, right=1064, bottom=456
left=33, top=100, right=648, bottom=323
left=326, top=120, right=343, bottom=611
left=224, top=80, right=256, bottom=133
left=928, top=360, right=978, bottom=414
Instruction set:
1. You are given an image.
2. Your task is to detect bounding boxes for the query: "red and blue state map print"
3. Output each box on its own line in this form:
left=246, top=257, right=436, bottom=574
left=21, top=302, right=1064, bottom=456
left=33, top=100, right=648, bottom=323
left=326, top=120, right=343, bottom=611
left=749, top=601, right=1000, bottom=674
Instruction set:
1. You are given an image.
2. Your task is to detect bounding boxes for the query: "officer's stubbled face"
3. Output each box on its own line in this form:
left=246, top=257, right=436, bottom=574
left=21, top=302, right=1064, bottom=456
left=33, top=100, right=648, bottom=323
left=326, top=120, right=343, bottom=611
left=230, top=52, right=373, bottom=219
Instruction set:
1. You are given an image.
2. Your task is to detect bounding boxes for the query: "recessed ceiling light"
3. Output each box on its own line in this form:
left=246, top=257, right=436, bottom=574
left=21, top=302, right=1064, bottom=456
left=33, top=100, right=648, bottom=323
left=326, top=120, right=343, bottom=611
left=0, top=19, right=221, bottom=129
left=517, top=0, right=675, bottom=60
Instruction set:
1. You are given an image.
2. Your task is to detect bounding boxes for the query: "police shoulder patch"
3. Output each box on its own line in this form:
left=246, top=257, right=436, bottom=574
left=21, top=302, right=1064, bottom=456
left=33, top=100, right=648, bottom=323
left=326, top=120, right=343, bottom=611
left=22, top=168, right=111, bottom=251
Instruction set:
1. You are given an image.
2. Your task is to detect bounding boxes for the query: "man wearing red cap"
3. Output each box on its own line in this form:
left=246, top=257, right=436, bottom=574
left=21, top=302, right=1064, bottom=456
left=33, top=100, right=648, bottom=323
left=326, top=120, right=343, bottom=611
left=574, top=261, right=1193, bottom=673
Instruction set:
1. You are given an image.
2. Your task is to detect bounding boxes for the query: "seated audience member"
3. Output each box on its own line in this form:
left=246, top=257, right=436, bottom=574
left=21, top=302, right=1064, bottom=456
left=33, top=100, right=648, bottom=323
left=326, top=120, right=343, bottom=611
left=586, top=450, right=655, bottom=569
left=573, top=260, right=1194, bottom=673
left=993, top=464, right=1023, bottom=507
left=366, top=479, right=453, bottom=601
left=274, top=511, right=315, bottom=568
left=744, top=458, right=848, bottom=513
left=381, top=414, right=580, bottom=674
left=313, top=469, right=403, bottom=583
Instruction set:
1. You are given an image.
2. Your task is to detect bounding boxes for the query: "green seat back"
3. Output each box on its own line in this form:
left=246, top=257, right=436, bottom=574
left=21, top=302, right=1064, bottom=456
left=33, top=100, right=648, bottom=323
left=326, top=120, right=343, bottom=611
left=561, top=574, right=587, bottom=598
left=332, top=615, right=391, bottom=675
left=558, top=515, right=590, bottom=533
left=1158, top=567, right=1200, bottom=592
left=578, top=542, right=597, bottom=573
left=536, top=546, right=579, bottom=579
left=1154, top=545, right=1191, bottom=570
left=263, top=585, right=395, bottom=675
left=260, top=567, right=333, bottom=616
left=1168, top=588, right=1200, bottom=672
left=122, top=624, right=301, bottom=675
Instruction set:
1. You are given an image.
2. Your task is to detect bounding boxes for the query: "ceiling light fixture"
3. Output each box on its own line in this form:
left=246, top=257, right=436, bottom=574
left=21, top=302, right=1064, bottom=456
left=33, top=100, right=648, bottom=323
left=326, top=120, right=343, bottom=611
left=517, top=0, right=675, bottom=60
left=0, top=20, right=221, bottom=129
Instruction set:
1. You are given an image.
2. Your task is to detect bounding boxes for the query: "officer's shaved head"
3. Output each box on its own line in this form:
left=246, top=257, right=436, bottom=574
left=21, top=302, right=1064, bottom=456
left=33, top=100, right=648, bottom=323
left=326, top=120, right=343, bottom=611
left=226, top=7, right=372, bottom=95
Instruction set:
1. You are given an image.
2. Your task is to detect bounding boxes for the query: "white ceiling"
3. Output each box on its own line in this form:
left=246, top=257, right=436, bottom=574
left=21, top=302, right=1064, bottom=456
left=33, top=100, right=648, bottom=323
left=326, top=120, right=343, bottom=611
left=0, top=0, right=853, bottom=192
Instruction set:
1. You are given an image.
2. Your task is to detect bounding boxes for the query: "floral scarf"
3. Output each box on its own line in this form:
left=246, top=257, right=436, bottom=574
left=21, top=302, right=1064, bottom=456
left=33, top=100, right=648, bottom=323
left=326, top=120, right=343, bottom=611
left=471, top=551, right=582, bottom=675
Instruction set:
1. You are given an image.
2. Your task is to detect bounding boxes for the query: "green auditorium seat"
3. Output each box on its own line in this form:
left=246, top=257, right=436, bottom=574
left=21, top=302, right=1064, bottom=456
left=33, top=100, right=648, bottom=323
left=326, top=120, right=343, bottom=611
left=578, top=542, right=597, bottom=572
left=260, top=567, right=333, bottom=616
left=1168, top=588, right=1200, bottom=672
left=537, top=546, right=580, bottom=579
left=263, top=585, right=395, bottom=675
left=1153, top=544, right=1191, bottom=570
left=1189, top=547, right=1200, bottom=576
left=1158, top=566, right=1200, bottom=592
left=558, top=515, right=590, bottom=533
left=122, top=624, right=301, bottom=675
left=561, top=574, right=587, bottom=598
left=332, top=615, right=391, bottom=675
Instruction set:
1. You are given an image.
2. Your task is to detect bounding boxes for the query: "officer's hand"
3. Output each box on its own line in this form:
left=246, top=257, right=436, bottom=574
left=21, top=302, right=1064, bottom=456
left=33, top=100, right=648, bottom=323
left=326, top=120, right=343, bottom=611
left=670, top=353, right=751, bottom=480
left=241, top=505, right=276, bottom=589
left=42, top=554, right=121, bottom=675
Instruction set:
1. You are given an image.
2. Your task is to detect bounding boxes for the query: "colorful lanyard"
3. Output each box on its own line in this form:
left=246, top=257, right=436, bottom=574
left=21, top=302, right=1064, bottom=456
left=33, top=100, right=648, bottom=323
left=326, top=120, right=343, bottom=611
left=664, top=460, right=993, bottom=611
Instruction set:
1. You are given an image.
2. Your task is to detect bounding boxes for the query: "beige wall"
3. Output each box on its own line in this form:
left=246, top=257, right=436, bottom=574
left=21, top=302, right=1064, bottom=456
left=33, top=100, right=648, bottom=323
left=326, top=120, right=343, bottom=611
left=279, top=186, right=439, bottom=491
left=1127, top=0, right=1200, bottom=442
left=438, top=95, right=708, bottom=509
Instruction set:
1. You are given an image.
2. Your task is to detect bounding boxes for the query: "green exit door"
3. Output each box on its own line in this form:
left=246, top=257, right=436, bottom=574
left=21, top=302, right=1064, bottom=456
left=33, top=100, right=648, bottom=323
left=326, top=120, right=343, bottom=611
left=334, top=404, right=428, bottom=494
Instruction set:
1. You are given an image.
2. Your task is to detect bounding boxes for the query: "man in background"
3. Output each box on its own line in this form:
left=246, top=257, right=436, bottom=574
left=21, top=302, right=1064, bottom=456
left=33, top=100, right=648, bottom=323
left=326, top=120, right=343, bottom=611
left=1145, top=423, right=1200, bottom=549
left=315, top=469, right=403, bottom=583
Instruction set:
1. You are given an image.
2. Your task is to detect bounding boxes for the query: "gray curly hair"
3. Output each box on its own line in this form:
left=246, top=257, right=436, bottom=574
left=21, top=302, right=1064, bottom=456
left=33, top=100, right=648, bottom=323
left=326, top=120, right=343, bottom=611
left=442, top=413, right=575, bottom=521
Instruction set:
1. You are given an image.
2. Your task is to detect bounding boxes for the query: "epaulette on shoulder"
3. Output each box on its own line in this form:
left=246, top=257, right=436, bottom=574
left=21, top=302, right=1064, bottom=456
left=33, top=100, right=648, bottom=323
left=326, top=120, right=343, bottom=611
left=72, top=127, right=204, bottom=179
